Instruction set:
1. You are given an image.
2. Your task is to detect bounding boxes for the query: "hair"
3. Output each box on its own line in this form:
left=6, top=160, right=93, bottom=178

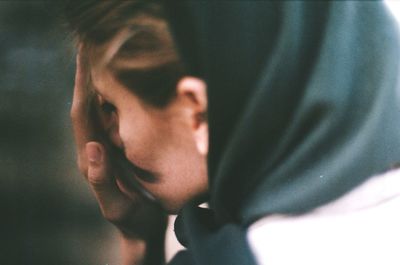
left=64, top=0, right=186, bottom=107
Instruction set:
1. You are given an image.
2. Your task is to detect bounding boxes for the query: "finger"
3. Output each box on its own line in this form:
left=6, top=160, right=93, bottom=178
left=86, top=141, right=133, bottom=223
left=72, top=46, right=91, bottom=109
left=87, top=142, right=166, bottom=240
left=71, top=49, right=95, bottom=144
left=71, top=49, right=98, bottom=174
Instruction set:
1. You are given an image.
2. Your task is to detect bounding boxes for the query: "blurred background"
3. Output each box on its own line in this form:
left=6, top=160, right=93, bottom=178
left=1, top=1, right=399, bottom=265
left=0, top=1, right=119, bottom=265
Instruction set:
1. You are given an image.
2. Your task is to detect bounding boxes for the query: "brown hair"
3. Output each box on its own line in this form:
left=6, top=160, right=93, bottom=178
left=64, top=0, right=186, bottom=107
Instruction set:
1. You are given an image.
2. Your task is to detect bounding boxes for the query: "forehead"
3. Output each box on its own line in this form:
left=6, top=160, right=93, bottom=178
left=90, top=65, right=119, bottom=97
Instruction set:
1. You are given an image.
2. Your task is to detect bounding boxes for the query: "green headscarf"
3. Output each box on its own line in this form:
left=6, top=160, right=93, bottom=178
left=166, top=2, right=400, bottom=264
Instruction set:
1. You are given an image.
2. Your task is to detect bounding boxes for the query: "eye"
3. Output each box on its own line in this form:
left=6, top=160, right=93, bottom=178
left=100, top=101, right=117, bottom=114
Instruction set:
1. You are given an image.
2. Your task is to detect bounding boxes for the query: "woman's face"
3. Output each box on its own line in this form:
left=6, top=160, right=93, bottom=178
left=90, top=65, right=209, bottom=213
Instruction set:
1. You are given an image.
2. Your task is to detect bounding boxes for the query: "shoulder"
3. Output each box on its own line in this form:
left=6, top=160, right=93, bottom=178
left=247, top=169, right=400, bottom=265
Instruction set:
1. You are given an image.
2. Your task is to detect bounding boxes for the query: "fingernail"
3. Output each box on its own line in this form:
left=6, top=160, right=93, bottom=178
left=86, top=143, right=102, bottom=164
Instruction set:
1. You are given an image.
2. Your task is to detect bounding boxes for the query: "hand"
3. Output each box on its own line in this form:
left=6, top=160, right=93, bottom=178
left=70, top=49, right=167, bottom=264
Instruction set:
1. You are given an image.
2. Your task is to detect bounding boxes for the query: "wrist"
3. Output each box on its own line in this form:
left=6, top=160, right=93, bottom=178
left=119, top=229, right=165, bottom=265
left=120, top=236, right=146, bottom=265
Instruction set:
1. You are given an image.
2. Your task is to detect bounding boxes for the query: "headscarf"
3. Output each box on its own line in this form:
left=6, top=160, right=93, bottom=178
left=165, top=2, right=400, bottom=264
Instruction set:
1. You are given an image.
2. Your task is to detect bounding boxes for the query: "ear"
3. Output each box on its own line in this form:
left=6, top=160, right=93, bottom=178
left=176, top=76, right=208, bottom=156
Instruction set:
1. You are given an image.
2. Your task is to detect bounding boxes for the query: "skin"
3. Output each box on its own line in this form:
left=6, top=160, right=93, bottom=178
left=90, top=64, right=209, bottom=213
left=71, top=50, right=209, bottom=264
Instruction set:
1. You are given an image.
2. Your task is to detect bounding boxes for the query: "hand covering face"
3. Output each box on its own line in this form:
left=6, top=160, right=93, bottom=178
left=165, top=2, right=400, bottom=264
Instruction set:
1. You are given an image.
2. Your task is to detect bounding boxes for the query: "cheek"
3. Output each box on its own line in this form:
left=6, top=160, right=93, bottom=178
left=117, top=113, right=160, bottom=167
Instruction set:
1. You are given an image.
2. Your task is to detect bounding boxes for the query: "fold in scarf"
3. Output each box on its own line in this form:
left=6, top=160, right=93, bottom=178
left=165, top=2, right=400, bottom=264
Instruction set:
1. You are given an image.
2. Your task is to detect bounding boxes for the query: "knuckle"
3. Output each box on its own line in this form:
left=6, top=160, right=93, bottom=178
left=87, top=166, right=108, bottom=186
left=70, top=104, right=81, bottom=120
left=103, top=208, right=125, bottom=224
left=88, top=175, right=106, bottom=187
left=77, top=157, right=88, bottom=176
left=70, top=100, right=86, bottom=121
left=70, top=107, right=78, bottom=121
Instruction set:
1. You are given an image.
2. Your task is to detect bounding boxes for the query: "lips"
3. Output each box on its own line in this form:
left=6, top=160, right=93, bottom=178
left=110, top=147, right=157, bottom=202
left=115, top=176, right=139, bottom=201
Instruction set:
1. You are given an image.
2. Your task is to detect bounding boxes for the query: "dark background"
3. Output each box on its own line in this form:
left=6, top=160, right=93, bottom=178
left=1, top=1, right=397, bottom=265
left=0, top=2, right=119, bottom=264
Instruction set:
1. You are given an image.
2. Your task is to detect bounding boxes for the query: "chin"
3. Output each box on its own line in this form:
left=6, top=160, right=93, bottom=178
left=160, top=193, right=208, bottom=215
left=159, top=199, right=186, bottom=215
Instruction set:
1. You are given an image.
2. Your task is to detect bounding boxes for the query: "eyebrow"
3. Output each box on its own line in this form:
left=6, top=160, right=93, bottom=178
left=88, top=68, right=108, bottom=98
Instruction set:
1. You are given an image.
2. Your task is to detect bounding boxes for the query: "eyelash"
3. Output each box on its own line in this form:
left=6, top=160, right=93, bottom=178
left=100, top=101, right=117, bottom=114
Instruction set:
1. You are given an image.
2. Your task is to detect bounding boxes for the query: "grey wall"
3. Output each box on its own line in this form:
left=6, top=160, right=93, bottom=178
left=0, top=2, right=119, bottom=264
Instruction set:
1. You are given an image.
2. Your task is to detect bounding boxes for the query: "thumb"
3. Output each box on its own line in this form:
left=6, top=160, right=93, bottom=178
left=86, top=141, right=111, bottom=187
left=86, top=142, right=131, bottom=220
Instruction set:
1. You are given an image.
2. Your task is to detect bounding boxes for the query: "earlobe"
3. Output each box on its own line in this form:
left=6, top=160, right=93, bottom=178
left=176, top=76, right=209, bottom=156
left=195, top=122, right=208, bottom=156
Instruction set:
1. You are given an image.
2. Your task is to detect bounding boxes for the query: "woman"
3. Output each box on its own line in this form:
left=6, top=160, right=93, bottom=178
left=66, top=1, right=400, bottom=264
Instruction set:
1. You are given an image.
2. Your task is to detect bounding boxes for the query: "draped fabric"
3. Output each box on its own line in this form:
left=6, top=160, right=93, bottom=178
left=165, top=2, right=400, bottom=264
